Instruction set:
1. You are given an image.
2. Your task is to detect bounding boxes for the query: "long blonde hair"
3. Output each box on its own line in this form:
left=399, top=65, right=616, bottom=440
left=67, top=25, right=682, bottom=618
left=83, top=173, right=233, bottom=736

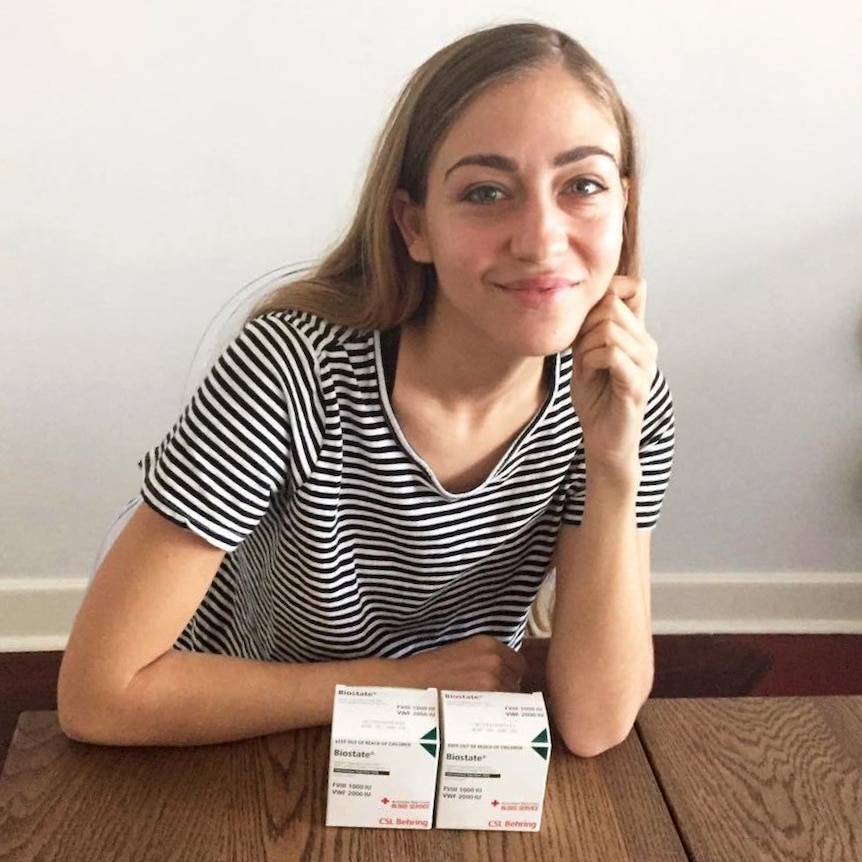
left=254, top=22, right=641, bottom=328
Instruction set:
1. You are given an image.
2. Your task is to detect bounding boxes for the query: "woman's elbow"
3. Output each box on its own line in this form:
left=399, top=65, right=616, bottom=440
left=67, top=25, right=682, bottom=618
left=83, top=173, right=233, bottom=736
left=558, top=721, right=635, bottom=758
left=57, top=693, right=111, bottom=745
left=57, top=665, right=130, bottom=746
left=58, top=708, right=97, bottom=745
left=554, top=688, right=650, bottom=758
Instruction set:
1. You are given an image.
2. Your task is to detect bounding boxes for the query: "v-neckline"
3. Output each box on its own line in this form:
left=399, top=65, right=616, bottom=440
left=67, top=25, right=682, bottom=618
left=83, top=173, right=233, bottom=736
left=373, top=329, right=559, bottom=499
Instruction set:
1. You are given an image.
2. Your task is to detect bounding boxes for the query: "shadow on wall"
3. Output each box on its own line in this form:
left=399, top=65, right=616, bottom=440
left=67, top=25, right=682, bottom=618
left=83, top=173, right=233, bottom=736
left=655, top=216, right=862, bottom=572
left=856, top=303, right=862, bottom=512
left=856, top=299, right=862, bottom=369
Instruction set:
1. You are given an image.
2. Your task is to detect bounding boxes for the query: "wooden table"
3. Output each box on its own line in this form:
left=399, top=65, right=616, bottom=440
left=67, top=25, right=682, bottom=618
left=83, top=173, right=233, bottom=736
left=1, top=686, right=860, bottom=862
left=638, top=696, right=862, bottom=862
left=0, top=711, right=685, bottom=862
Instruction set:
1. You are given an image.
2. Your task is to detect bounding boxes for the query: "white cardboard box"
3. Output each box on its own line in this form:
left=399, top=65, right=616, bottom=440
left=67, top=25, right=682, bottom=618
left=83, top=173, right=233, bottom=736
left=435, top=690, right=551, bottom=831
left=326, top=685, right=439, bottom=829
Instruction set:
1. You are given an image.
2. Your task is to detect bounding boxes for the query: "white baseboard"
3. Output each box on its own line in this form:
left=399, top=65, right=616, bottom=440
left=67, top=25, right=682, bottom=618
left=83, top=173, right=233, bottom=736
left=651, top=571, right=862, bottom=634
left=1, top=572, right=861, bottom=652
left=0, top=578, right=89, bottom=652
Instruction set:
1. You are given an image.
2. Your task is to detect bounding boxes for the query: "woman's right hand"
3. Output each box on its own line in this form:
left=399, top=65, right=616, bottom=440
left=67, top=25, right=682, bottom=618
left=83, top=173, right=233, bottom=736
left=394, top=634, right=527, bottom=693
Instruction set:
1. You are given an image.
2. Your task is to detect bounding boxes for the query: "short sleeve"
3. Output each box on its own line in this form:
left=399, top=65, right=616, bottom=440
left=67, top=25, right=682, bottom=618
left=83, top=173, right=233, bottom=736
left=562, top=367, right=675, bottom=529
left=634, top=368, right=675, bottom=528
left=139, top=313, right=323, bottom=551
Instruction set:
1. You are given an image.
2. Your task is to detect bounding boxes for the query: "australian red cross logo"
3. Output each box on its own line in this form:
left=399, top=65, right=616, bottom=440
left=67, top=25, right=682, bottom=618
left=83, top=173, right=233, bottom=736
left=491, top=800, right=499, bottom=807
left=381, top=797, right=389, bottom=805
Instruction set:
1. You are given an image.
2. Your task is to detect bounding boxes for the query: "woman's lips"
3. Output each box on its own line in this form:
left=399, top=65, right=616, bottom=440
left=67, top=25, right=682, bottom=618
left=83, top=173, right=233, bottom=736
left=497, top=277, right=581, bottom=292
left=495, top=277, right=581, bottom=307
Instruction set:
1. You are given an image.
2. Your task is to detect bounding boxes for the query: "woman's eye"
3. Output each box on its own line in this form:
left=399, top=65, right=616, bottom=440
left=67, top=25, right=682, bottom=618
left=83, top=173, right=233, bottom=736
left=464, top=185, right=506, bottom=205
left=568, top=177, right=606, bottom=196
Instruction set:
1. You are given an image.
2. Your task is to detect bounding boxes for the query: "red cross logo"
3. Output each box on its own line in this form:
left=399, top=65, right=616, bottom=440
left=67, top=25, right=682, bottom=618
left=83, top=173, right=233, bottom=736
left=381, top=797, right=389, bottom=805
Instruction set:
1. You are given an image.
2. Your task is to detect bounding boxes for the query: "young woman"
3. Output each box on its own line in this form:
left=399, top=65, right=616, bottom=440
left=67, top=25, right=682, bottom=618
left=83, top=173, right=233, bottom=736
left=58, top=22, right=674, bottom=757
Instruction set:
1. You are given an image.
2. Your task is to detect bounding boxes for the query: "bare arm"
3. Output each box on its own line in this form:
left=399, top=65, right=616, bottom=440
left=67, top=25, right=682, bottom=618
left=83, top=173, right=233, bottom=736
left=546, top=472, right=653, bottom=758
left=547, top=275, right=658, bottom=757
left=58, top=505, right=524, bottom=746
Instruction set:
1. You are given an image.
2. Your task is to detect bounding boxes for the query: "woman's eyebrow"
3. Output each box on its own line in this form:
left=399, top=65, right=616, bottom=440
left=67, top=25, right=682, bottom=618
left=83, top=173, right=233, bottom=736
left=444, top=153, right=516, bottom=180
left=444, top=145, right=618, bottom=181
left=554, top=145, right=618, bottom=168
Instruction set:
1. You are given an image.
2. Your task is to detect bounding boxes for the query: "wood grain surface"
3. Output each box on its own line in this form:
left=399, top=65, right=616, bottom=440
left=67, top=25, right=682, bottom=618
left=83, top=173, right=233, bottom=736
left=638, top=697, right=862, bottom=862
left=0, top=712, right=686, bottom=862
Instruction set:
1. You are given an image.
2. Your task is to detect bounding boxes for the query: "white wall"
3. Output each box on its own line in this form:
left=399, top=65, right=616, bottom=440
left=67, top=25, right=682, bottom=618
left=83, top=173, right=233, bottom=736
left=2, top=0, right=861, bottom=588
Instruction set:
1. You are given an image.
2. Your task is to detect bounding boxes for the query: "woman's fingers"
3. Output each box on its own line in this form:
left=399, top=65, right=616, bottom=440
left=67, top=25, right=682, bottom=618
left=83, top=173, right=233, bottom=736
left=576, top=317, right=650, bottom=369
left=576, top=343, right=646, bottom=396
left=607, top=275, right=647, bottom=322
left=576, top=295, right=656, bottom=371
left=400, top=635, right=528, bottom=693
left=578, top=290, right=639, bottom=341
left=570, top=278, right=655, bottom=465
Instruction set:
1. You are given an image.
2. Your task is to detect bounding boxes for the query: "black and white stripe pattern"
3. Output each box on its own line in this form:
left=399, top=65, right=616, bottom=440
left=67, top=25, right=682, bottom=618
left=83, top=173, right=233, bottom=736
left=140, top=311, right=674, bottom=662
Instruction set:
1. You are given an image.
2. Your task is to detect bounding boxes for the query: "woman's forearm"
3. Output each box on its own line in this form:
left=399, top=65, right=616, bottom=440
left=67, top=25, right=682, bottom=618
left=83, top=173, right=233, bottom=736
left=58, top=634, right=527, bottom=747
left=546, top=461, right=654, bottom=757
left=59, top=649, right=400, bottom=746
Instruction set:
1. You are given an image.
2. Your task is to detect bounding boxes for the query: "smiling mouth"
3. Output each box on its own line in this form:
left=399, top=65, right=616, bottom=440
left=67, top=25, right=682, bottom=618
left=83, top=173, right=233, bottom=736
left=496, top=278, right=582, bottom=293
left=492, top=278, right=583, bottom=310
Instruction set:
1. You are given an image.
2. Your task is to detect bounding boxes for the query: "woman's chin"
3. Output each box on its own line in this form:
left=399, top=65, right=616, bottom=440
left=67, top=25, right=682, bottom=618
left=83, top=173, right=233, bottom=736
left=508, top=322, right=584, bottom=358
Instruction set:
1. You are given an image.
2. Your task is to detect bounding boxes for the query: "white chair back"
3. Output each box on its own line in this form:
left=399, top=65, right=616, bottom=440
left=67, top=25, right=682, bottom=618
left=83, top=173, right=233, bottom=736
left=91, top=494, right=143, bottom=573
left=93, top=262, right=313, bottom=574
left=180, top=261, right=314, bottom=404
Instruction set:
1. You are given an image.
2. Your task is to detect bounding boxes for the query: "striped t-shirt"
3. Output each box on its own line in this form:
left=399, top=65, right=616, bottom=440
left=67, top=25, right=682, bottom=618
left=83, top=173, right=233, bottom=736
left=140, top=310, right=675, bottom=662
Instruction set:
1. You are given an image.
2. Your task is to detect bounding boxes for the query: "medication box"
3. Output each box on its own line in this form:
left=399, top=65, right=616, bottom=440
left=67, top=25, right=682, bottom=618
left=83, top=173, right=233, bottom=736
left=326, top=685, right=439, bottom=829
left=435, top=690, right=551, bottom=832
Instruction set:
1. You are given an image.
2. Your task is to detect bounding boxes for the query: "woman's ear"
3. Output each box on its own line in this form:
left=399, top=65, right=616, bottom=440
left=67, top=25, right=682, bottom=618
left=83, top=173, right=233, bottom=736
left=391, top=189, right=433, bottom=264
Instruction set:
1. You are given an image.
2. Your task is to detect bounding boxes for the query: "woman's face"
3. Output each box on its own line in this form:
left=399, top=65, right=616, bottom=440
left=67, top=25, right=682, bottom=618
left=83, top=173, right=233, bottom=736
left=396, top=63, right=629, bottom=358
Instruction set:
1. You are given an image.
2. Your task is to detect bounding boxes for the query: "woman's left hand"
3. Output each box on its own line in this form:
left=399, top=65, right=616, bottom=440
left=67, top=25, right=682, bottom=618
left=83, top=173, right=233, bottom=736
left=570, top=276, right=657, bottom=473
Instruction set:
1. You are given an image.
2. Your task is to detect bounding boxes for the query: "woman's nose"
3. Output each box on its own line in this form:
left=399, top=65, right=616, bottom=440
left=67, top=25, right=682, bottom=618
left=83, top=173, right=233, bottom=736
left=508, top=194, right=569, bottom=263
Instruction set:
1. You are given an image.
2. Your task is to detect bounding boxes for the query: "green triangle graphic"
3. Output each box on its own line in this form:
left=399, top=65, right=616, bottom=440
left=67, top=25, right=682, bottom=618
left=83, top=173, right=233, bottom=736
left=421, top=727, right=438, bottom=741
left=421, top=742, right=438, bottom=757
left=532, top=745, right=549, bottom=761
left=531, top=729, right=549, bottom=745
